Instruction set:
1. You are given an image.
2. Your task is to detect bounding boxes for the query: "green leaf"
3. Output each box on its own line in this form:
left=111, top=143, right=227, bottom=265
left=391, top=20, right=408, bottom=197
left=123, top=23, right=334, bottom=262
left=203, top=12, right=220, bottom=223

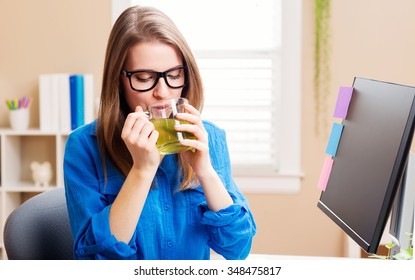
left=385, top=243, right=396, bottom=250
left=406, top=247, right=413, bottom=258
left=368, top=254, right=388, bottom=259
left=393, top=249, right=412, bottom=260
left=314, top=0, right=331, bottom=135
left=405, top=232, right=413, bottom=242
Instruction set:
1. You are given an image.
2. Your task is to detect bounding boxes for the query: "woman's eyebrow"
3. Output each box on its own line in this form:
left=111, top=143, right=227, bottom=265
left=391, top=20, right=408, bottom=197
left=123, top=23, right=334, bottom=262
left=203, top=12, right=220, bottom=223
left=128, top=65, right=184, bottom=73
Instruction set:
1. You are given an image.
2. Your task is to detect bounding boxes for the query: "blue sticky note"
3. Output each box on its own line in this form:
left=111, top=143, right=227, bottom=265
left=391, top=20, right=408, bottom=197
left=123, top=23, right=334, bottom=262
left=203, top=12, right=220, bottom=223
left=326, top=123, right=344, bottom=156
left=333, top=86, right=353, bottom=118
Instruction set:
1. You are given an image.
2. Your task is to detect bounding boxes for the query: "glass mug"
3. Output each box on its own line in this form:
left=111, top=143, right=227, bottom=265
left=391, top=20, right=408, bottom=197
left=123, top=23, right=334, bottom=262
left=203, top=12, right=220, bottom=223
left=146, top=97, right=196, bottom=154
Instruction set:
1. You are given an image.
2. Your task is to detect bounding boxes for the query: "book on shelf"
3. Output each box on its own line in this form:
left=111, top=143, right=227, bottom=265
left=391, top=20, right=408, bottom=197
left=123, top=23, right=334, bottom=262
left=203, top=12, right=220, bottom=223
left=83, top=74, right=94, bottom=128
left=69, top=74, right=84, bottom=130
left=39, top=74, right=59, bottom=131
left=38, top=73, right=94, bottom=132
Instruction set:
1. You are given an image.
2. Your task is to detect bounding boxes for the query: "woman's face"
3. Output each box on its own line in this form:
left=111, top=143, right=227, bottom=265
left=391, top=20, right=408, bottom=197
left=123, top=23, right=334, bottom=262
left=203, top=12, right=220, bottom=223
left=121, top=41, right=184, bottom=112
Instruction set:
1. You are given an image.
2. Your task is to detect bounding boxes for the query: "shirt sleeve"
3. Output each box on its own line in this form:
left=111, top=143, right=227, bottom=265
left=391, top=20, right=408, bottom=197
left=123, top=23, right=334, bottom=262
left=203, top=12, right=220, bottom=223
left=63, top=127, right=138, bottom=259
left=200, top=121, right=257, bottom=260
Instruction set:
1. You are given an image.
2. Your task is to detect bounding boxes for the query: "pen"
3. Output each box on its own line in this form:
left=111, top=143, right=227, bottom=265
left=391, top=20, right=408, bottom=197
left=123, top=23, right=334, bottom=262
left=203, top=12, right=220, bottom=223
left=5, top=96, right=32, bottom=110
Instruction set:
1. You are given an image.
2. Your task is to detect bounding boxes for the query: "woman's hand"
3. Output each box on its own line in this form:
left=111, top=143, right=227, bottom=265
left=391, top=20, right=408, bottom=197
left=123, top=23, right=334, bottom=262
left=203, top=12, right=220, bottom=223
left=175, top=103, right=212, bottom=177
left=121, top=106, right=160, bottom=174
left=112, top=106, right=160, bottom=243
left=176, top=104, right=234, bottom=211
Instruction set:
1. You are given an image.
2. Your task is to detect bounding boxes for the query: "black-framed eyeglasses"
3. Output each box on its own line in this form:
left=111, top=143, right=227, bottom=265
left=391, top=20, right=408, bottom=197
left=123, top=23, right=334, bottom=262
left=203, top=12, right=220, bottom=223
left=121, top=66, right=187, bottom=92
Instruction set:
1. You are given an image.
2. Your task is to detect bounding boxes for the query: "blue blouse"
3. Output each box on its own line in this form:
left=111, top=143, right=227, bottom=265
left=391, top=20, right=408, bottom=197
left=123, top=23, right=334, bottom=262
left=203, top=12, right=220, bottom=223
left=63, top=120, right=256, bottom=260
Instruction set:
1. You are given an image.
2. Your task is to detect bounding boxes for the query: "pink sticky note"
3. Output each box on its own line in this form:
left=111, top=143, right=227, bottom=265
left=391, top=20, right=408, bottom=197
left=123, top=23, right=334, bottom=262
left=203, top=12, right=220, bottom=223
left=317, top=157, right=334, bottom=192
left=333, top=86, right=353, bottom=118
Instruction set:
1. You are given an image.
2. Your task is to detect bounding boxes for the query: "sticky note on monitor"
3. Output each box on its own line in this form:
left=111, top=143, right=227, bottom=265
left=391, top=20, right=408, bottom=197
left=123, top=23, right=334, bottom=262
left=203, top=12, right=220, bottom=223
left=318, top=157, right=334, bottom=192
left=326, top=123, right=344, bottom=156
left=333, top=86, right=354, bottom=119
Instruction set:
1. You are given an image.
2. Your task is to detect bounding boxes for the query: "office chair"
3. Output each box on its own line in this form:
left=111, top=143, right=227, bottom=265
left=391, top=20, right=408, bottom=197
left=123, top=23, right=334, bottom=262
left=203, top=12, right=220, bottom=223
left=3, top=187, right=74, bottom=260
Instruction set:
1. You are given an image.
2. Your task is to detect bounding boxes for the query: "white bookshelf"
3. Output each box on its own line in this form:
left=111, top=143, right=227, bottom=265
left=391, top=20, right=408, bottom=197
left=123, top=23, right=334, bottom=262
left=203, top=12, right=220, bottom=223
left=0, top=71, right=95, bottom=259
left=0, top=129, right=70, bottom=259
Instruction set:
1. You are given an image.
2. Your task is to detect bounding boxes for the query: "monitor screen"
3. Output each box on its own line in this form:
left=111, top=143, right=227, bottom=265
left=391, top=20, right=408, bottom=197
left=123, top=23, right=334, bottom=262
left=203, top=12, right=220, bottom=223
left=317, top=77, right=415, bottom=254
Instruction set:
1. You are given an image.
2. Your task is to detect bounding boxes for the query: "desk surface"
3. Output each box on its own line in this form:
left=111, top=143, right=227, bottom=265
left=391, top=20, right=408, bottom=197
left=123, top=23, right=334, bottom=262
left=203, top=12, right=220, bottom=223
left=211, top=253, right=347, bottom=260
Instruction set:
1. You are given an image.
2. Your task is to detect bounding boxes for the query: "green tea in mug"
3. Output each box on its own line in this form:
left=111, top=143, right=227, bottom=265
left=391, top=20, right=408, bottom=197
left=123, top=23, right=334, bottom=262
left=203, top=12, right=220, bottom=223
left=150, top=118, right=196, bottom=154
left=148, top=98, right=196, bottom=154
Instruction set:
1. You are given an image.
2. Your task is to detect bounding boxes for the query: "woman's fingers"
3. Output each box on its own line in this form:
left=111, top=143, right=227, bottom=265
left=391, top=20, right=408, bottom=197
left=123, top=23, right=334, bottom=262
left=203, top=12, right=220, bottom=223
left=136, top=121, right=157, bottom=148
left=122, top=114, right=147, bottom=141
left=176, top=104, right=206, bottom=131
left=179, top=138, right=206, bottom=152
left=173, top=103, right=210, bottom=156
left=175, top=104, right=202, bottom=125
left=121, top=105, right=158, bottom=150
left=175, top=122, right=207, bottom=141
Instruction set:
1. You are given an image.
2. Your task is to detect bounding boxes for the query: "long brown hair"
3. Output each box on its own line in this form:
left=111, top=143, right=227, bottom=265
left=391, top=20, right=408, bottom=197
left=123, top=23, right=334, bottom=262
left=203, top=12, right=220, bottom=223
left=97, top=6, right=204, bottom=190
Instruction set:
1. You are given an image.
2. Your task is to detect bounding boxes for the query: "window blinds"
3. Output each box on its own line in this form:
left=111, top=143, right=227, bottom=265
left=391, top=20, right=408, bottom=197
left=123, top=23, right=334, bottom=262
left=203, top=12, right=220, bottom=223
left=198, top=56, right=279, bottom=168
left=133, top=0, right=281, bottom=171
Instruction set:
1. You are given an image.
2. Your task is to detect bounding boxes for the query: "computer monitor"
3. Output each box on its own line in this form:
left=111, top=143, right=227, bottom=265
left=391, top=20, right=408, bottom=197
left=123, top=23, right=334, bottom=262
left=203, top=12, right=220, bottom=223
left=317, top=77, right=415, bottom=254
left=389, top=152, right=415, bottom=256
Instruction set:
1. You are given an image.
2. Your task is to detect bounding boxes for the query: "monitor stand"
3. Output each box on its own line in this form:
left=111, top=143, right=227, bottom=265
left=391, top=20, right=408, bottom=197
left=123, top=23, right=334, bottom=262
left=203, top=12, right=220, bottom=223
left=388, top=152, right=415, bottom=258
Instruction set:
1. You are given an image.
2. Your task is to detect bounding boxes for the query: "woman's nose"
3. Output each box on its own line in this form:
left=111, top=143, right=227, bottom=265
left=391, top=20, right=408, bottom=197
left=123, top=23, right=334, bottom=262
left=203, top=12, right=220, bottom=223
left=152, top=77, right=170, bottom=99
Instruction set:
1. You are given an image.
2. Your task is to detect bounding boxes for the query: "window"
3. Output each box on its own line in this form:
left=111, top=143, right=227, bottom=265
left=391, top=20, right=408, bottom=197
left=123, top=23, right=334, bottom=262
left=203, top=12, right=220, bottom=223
left=112, top=0, right=302, bottom=193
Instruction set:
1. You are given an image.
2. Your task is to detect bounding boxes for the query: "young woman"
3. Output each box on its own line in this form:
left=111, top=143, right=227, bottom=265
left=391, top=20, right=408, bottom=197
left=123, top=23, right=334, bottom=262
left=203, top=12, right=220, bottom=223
left=63, top=5, right=256, bottom=260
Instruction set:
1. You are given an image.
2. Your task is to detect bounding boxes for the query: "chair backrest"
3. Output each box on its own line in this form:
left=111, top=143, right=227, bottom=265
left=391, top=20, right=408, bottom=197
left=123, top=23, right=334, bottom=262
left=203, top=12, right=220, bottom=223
left=3, top=187, right=74, bottom=260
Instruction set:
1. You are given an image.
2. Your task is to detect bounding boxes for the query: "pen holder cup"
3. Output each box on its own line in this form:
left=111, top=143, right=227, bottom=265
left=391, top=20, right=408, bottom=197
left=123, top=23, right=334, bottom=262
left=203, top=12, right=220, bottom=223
left=9, top=108, right=30, bottom=130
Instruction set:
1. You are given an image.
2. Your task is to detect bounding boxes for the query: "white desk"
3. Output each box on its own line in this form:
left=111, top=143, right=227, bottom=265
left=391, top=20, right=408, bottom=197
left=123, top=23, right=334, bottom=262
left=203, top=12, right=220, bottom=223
left=211, top=253, right=346, bottom=260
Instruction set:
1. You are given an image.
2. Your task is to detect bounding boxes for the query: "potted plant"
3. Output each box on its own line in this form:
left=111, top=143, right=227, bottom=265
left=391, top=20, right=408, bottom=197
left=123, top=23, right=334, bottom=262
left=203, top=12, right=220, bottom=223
left=370, top=232, right=413, bottom=260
